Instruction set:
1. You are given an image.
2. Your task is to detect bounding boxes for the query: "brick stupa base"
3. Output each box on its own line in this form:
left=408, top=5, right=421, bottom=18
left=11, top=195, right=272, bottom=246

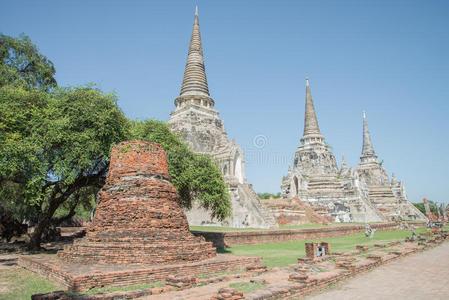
left=58, top=141, right=216, bottom=264
left=19, top=254, right=261, bottom=292
left=19, top=141, right=261, bottom=291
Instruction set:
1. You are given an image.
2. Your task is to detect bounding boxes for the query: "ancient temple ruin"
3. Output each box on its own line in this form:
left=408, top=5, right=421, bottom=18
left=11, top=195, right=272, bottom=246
left=280, top=79, right=386, bottom=222
left=280, top=79, right=426, bottom=222
left=355, top=112, right=426, bottom=221
left=168, top=7, right=277, bottom=228
left=58, top=141, right=216, bottom=264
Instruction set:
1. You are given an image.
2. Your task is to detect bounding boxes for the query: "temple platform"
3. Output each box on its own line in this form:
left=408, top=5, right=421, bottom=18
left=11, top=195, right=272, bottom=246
left=18, top=254, right=261, bottom=292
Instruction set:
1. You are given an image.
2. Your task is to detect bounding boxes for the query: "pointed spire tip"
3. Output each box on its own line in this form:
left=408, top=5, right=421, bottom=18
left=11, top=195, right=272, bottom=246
left=178, top=4, right=210, bottom=97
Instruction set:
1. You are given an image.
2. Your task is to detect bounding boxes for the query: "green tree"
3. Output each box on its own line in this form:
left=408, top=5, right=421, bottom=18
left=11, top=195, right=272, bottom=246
left=257, top=192, right=281, bottom=199
left=413, top=200, right=438, bottom=216
left=131, top=120, right=231, bottom=221
left=0, top=34, right=231, bottom=249
left=0, top=34, right=57, bottom=91
left=0, top=85, right=130, bottom=249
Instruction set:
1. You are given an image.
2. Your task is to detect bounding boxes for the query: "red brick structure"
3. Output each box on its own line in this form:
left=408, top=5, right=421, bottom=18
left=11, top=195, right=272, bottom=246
left=305, top=242, right=331, bottom=260
left=58, top=141, right=216, bottom=265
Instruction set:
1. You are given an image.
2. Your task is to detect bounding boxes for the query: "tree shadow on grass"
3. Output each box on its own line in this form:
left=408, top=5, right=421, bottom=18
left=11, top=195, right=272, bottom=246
left=216, top=247, right=232, bottom=254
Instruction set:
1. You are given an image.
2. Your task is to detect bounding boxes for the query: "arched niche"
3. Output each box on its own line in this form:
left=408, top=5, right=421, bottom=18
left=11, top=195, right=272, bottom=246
left=223, top=164, right=228, bottom=176
left=233, top=152, right=244, bottom=184
left=293, top=176, right=299, bottom=197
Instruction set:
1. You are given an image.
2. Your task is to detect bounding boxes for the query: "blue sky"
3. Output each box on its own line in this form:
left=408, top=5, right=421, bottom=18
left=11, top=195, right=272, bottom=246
left=1, top=0, right=448, bottom=204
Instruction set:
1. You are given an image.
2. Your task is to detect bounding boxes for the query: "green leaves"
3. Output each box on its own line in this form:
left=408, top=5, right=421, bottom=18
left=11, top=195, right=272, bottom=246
left=0, top=85, right=129, bottom=220
left=0, top=34, right=230, bottom=247
left=0, top=34, right=57, bottom=91
left=131, top=120, right=231, bottom=221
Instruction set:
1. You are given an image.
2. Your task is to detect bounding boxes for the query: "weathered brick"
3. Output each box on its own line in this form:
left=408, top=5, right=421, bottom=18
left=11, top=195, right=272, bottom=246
left=58, top=141, right=216, bottom=265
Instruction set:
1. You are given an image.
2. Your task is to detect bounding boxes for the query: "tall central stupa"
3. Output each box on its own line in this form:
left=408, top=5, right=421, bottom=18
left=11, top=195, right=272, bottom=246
left=168, top=7, right=277, bottom=228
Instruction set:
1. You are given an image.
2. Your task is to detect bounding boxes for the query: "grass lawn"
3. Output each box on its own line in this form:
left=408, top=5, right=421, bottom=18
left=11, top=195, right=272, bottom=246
left=218, top=228, right=429, bottom=267
left=229, top=281, right=267, bottom=294
left=2, top=223, right=433, bottom=298
left=190, top=222, right=386, bottom=232
left=0, top=267, right=64, bottom=300
left=190, top=226, right=265, bottom=232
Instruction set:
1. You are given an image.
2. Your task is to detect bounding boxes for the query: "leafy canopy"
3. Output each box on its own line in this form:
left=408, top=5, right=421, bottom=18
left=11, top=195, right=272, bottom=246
left=0, top=85, right=130, bottom=221
left=0, top=34, right=57, bottom=91
left=413, top=199, right=439, bottom=216
left=131, top=120, right=231, bottom=221
left=258, top=192, right=281, bottom=200
left=0, top=34, right=231, bottom=247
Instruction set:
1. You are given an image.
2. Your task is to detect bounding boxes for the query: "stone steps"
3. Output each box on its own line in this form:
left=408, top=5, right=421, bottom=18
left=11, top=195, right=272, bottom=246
left=240, top=183, right=278, bottom=228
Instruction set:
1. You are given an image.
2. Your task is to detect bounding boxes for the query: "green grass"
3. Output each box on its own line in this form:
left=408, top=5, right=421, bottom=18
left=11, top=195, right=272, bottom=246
left=218, top=228, right=428, bottom=268
left=190, top=222, right=381, bottom=232
left=190, top=226, right=264, bottom=232
left=198, top=269, right=243, bottom=278
left=279, top=223, right=369, bottom=230
left=0, top=267, right=64, bottom=300
left=229, top=281, right=267, bottom=294
left=70, top=281, right=165, bottom=295
left=0, top=266, right=165, bottom=299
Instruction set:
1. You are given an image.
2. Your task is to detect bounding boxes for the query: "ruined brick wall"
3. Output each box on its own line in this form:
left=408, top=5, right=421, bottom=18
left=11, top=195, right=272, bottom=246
left=20, top=255, right=261, bottom=292
left=192, top=222, right=426, bottom=248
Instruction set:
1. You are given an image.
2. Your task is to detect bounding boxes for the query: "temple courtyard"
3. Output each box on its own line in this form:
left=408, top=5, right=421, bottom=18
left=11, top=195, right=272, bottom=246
left=1, top=225, right=448, bottom=299
left=1, top=3, right=448, bottom=300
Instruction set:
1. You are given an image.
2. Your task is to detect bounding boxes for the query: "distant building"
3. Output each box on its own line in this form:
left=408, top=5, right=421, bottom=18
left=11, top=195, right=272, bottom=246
left=281, top=79, right=425, bottom=222
left=355, top=112, right=426, bottom=220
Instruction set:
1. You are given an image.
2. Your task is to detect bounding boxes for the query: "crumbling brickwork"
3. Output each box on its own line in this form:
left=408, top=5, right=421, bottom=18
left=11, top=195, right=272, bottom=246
left=58, top=141, right=216, bottom=265
left=305, top=242, right=331, bottom=260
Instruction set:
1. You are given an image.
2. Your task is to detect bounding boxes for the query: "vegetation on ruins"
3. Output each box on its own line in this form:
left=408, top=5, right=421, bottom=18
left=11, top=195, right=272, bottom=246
left=0, top=34, right=230, bottom=249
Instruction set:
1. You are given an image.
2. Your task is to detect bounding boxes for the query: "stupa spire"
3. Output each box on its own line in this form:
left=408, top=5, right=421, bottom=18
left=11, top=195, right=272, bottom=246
left=179, top=6, right=210, bottom=97
left=341, top=153, right=348, bottom=170
left=301, top=77, right=324, bottom=144
left=303, top=77, right=321, bottom=136
left=360, top=111, right=378, bottom=162
left=391, top=173, right=397, bottom=184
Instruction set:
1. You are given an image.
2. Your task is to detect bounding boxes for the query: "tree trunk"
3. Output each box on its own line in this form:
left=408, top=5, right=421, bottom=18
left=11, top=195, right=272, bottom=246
left=28, top=167, right=107, bottom=250
left=29, top=196, right=62, bottom=250
left=51, top=194, right=80, bottom=227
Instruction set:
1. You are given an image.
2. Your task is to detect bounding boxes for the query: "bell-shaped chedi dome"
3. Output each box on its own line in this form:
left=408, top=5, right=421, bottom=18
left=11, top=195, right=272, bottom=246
left=58, top=141, right=216, bottom=265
